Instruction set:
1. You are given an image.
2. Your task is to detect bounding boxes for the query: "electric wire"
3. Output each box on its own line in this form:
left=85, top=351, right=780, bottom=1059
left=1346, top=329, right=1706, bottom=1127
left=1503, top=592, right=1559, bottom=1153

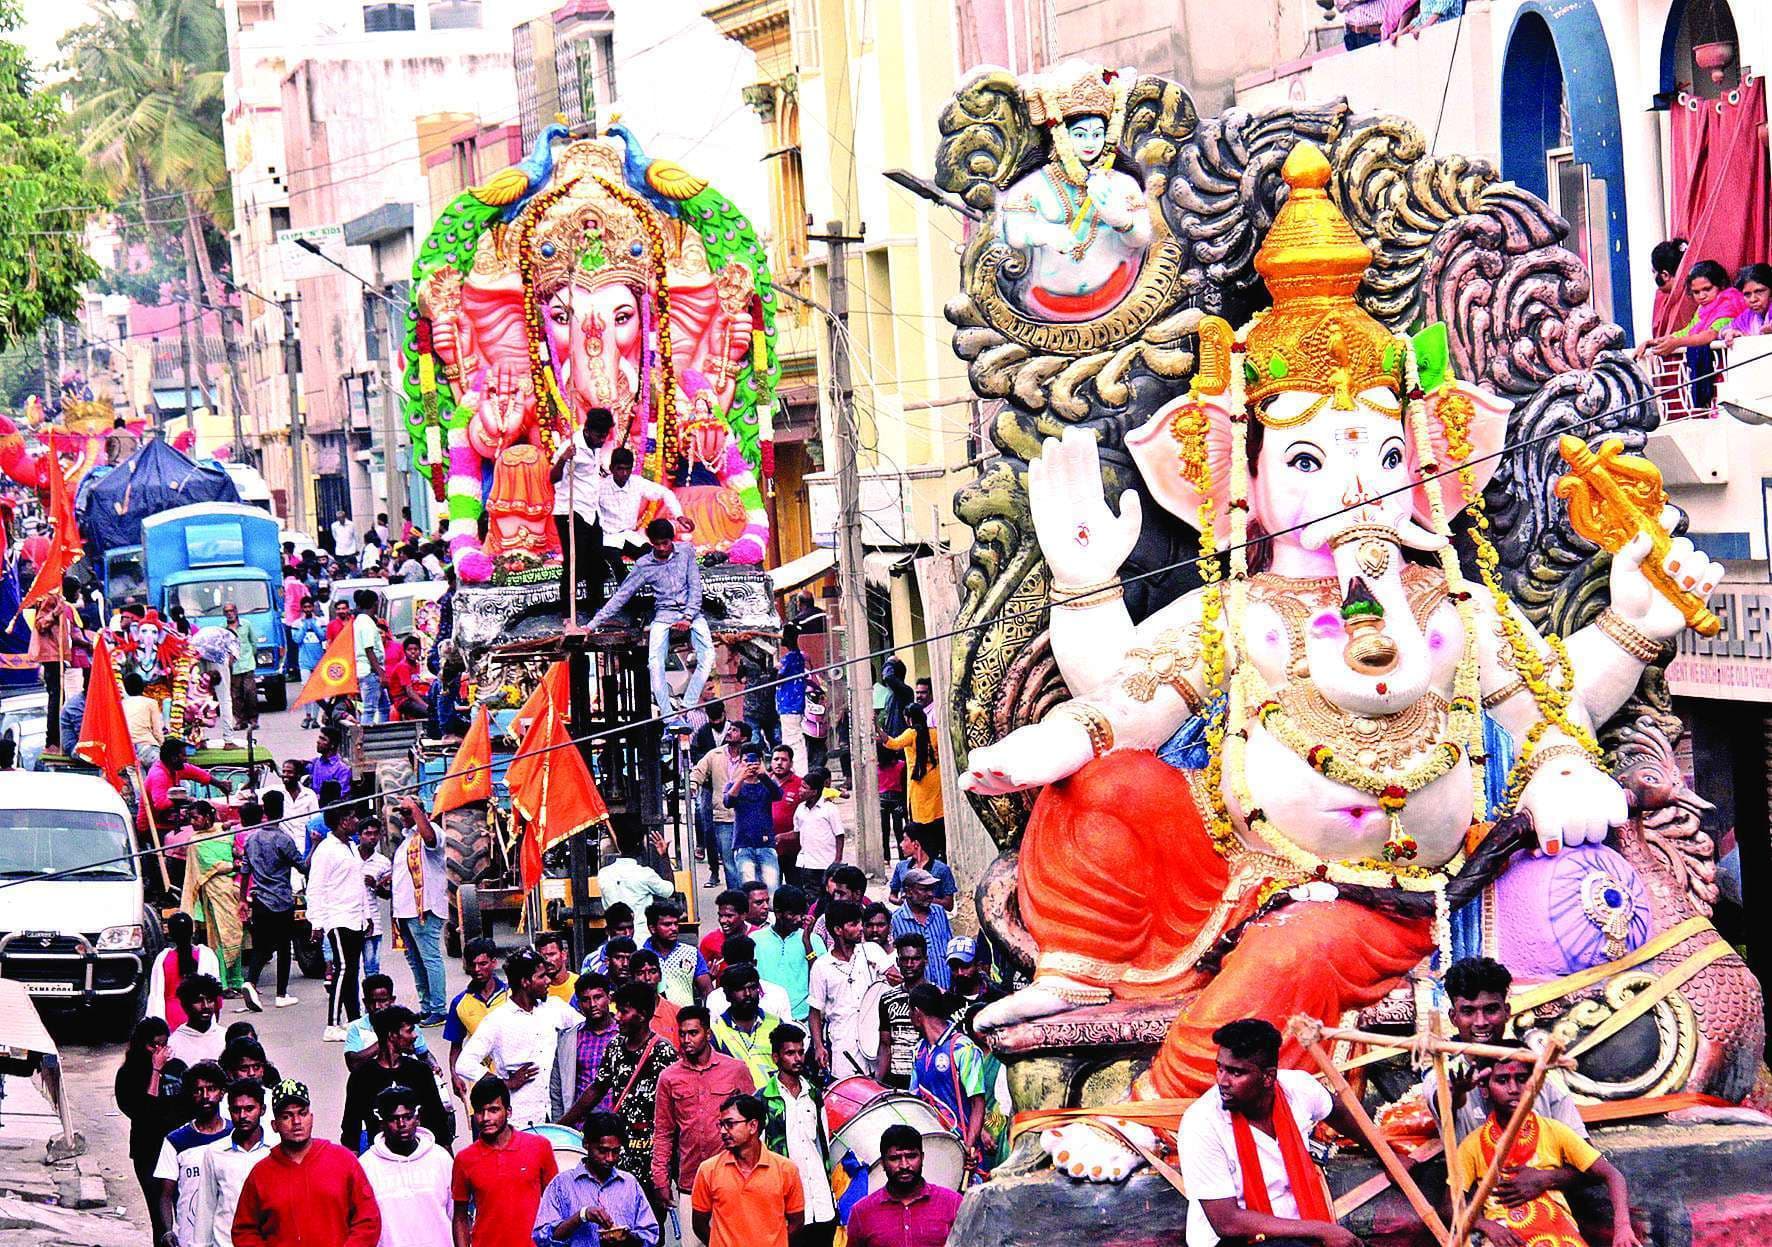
left=8, top=341, right=1766, bottom=889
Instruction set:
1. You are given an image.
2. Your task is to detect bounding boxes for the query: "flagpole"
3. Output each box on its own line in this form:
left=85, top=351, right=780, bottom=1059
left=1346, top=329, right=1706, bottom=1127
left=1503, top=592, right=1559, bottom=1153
left=131, top=762, right=173, bottom=893
left=565, top=450, right=580, bottom=634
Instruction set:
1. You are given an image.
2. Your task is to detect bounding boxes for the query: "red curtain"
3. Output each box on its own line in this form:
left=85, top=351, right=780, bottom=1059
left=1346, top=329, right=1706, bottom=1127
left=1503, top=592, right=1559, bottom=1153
left=1655, top=77, right=1772, bottom=336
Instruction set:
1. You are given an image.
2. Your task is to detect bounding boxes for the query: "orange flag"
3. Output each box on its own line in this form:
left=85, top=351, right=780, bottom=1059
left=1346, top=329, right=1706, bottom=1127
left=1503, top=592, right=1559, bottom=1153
left=506, top=664, right=607, bottom=891
left=432, top=704, right=493, bottom=816
left=293, top=626, right=359, bottom=707
left=74, top=635, right=137, bottom=791
left=23, top=457, right=83, bottom=609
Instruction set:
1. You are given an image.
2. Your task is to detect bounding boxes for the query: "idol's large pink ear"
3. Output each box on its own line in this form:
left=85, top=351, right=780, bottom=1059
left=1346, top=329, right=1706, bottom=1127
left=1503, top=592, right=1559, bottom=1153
left=1409, top=381, right=1511, bottom=526
left=1126, top=393, right=1236, bottom=541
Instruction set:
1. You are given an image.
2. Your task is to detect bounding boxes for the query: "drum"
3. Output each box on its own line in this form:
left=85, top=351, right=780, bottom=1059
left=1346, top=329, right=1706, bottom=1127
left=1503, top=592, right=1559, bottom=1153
left=828, top=1089, right=966, bottom=1191
left=852, top=978, right=891, bottom=1069
left=531, top=1122, right=586, bottom=1174
left=823, top=1076, right=891, bottom=1138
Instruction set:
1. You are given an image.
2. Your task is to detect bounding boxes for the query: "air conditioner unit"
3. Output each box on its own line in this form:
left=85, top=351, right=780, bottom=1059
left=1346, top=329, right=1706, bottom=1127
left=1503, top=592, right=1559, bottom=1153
left=362, top=3, right=416, bottom=33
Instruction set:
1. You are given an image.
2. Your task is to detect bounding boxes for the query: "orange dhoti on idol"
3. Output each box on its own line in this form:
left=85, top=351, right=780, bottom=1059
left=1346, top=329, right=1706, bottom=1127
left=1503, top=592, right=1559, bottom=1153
left=1017, top=752, right=1435, bottom=1099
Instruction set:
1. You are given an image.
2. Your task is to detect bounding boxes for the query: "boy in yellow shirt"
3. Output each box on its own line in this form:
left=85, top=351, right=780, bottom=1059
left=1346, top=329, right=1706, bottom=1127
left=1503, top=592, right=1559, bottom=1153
left=1455, top=1045, right=1639, bottom=1247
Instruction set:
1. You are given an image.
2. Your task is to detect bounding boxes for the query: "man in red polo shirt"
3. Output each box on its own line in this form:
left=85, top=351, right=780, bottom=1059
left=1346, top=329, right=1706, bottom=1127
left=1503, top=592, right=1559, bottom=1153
left=845, top=1124, right=962, bottom=1247
left=232, top=1079, right=381, bottom=1247
left=451, top=1075, right=559, bottom=1247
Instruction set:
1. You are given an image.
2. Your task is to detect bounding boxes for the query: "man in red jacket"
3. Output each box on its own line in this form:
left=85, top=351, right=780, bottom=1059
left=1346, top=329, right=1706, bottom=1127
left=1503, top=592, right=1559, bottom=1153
left=233, top=1079, right=381, bottom=1247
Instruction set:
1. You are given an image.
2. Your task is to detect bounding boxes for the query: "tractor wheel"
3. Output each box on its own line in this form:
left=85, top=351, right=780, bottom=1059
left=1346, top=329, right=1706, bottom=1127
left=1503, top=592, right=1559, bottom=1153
left=444, top=804, right=489, bottom=956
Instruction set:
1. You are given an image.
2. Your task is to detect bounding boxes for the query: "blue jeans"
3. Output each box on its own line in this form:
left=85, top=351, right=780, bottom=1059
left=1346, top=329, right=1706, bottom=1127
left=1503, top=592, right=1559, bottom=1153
left=715, top=821, right=739, bottom=888
left=358, top=671, right=384, bottom=725
left=362, top=933, right=381, bottom=977
left=696, top=788, right=720, bottom=881
left=398, top=913, right=448, bottom=1016
left=734, top=846, right=780, bottom=892
left=648, top=616, right=715, bottom=721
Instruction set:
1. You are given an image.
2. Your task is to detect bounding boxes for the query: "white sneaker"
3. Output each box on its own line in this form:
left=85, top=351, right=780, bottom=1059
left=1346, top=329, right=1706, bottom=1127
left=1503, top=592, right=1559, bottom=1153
left=322, top=1026, right=348, bottom=1042
left=274, top=995, right=299, bottom=1008
left=239, top=984, right=263, bottom=1012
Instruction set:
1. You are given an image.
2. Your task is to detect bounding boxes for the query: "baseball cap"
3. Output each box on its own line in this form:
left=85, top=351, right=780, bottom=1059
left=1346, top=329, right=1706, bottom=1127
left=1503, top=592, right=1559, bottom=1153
left=946, top=936, right=982, bottom=966
left=270, top=1078, right=311, bottom=1113
left=901, top=867, right=938, bottom=888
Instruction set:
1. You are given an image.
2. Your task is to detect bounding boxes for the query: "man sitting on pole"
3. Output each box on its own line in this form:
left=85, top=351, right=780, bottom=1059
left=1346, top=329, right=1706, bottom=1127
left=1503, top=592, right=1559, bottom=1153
left=591, top=518, right=713, bottom=729
left=1177, top=1018, right=1366, bottom=1247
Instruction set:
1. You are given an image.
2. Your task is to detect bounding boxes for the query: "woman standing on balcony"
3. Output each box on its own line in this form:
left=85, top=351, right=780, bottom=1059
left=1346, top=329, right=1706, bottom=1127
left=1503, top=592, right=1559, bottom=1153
left=1638, top=258, right=1751, bottom=408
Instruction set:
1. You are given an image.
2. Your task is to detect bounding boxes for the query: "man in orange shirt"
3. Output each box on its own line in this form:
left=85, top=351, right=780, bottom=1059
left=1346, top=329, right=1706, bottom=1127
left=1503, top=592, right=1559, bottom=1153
left=690, top=1093, right=803, bottom=1247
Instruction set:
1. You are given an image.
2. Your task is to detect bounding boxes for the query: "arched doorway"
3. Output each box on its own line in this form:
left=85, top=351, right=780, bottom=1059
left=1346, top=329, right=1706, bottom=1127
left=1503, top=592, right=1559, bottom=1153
left=1661, top=0, right=1742, bottom=101
left=1499, top=0, right=1632, bottom=330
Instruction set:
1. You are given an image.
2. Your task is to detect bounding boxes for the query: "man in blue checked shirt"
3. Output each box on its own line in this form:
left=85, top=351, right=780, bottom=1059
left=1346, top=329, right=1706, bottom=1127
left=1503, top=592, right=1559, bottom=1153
left=590, top=518, right=712, bottom=728
left=532, top=1111, right=659, bottom=1246
left=889, top=870, right=954, bottom=990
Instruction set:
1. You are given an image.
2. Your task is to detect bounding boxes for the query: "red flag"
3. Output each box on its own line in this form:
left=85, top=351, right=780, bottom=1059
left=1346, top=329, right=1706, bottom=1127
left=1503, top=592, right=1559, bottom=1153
left=74, top=635, right=137, bottom=791
left=432, top=705, right=493, bottom=816
left=293, top=625, right=359, bottom=707
left=506, top=663, right=607, bottom=891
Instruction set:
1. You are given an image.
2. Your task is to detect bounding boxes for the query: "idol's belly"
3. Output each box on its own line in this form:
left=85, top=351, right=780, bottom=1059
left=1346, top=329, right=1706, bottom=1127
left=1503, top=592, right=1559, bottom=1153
left=1227, top=725, right=1474, bottom=868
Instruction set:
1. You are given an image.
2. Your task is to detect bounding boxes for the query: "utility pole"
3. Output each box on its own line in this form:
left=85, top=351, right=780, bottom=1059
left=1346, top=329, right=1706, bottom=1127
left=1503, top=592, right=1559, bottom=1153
left=812, top=219, right=882, bottom=875
left=282, top=297, right=308, bottom=532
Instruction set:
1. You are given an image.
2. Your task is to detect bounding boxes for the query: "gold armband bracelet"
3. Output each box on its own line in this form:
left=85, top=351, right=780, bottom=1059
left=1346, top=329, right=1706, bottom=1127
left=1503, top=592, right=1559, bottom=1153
left=1051, top=578, right=1124, bottom=610
left=1051, top=703, right=1114, bottom=758
left=1482, top=676, right=1527, bottom=709
left=1518, top=742, right=1595, bottom=788
left=1596, top=607, right=1664, bottom=664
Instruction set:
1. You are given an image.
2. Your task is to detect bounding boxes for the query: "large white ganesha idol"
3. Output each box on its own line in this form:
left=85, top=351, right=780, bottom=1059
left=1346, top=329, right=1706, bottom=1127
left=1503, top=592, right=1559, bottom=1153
left=960, top=144, right=1726, bottom=1104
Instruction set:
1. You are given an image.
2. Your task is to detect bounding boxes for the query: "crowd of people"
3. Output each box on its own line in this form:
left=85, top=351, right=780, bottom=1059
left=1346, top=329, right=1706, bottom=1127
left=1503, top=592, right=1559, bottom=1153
left=110, top=659, right=991, bottom=1247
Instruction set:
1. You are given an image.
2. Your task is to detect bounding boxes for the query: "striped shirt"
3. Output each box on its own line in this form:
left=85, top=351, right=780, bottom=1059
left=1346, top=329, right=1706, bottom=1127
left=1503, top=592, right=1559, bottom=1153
left=889, top=905, right=953, bottom=990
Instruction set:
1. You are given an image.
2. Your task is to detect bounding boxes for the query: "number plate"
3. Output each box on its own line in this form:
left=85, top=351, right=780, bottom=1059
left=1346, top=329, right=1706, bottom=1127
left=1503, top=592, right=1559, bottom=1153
left=23, top=982, right=77, bottom=996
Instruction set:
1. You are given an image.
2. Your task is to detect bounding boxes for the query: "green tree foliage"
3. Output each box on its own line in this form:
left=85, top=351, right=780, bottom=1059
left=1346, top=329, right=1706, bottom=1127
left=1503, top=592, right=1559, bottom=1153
left=58, top=0, right=228, bottom=219
left=0, top=0, right=107, bottom=353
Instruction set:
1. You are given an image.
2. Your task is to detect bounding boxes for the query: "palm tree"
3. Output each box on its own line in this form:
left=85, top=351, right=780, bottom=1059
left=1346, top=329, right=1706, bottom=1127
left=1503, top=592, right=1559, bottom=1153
left=58, top=0, right=253, bottom=450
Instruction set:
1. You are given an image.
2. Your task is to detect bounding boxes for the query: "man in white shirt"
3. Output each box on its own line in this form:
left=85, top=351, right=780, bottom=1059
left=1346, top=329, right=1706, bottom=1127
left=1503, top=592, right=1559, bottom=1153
left=307, top=813, right=371, bottom=1043
left=193, top=1079, right=272, bottom=1247
left=350, top=589, right=385, bottom=725
left=596, top=825, right=676, bottom=918
left=1177, top=1018, right=1361, bottom=1247
left=389, top=796, right=451, bottom=1025
left=275, top=761, right=319, bottom=832
left=452, top=947, right=578, bottom=1129
left=154, top=1060, right=231, bottom=1247
left=792, top=767, right=846, bottom=878
left=807, top=900, right=893, bottom=1081
left=760, top=1025, right=837, bottom=1237
left=551, top=408, right=616, bottom=611
left=167, top=975, right=228, bottom=1068
left=597, top=446, right=684, bottom=560
left=357, top=1083, right=454, bottom=1247
left=330, top=510, right=361, bottom=560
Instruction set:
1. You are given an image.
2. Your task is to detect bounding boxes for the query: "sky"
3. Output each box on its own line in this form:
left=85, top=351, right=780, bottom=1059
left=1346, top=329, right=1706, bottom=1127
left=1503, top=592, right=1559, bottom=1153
left=18, top=0, right=97, bottom=76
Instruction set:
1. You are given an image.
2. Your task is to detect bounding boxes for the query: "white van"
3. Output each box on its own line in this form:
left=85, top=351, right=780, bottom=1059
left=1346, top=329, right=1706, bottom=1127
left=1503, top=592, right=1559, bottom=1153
left=0, top=773, right=158, bottom=1035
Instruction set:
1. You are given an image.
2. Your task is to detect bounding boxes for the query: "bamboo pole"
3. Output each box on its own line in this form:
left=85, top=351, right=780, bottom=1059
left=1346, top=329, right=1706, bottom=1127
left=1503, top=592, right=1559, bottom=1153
left=132, top=762, right=173, bottom=892
left=1314, top=1025, right=1577, bottom=1069
left=1294, top=1027, right=1452, bottom=1246
left=1429, top=1014, right=1464, bottom=1226
left=1447, top=1039, right=1560, bottom=1247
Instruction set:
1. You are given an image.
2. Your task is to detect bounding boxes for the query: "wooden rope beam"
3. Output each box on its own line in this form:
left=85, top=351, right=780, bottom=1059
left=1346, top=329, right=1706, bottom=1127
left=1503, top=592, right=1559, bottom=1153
left=1289, top=1017, right=1452, bottom=1246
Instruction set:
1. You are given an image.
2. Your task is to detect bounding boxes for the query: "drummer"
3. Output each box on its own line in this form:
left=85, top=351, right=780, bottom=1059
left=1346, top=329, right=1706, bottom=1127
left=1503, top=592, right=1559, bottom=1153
left=807, top=900, right=894, bottom=1081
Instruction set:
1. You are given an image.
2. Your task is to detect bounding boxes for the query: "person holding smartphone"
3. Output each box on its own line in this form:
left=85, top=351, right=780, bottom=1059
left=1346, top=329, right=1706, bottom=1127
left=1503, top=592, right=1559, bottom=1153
left=533, top=1111, right=659, bottom=1245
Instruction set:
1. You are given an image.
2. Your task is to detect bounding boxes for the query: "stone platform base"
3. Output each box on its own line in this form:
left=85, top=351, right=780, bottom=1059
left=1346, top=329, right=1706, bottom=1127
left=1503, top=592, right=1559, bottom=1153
left=950, top=1120, right=1772, bottom=1247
